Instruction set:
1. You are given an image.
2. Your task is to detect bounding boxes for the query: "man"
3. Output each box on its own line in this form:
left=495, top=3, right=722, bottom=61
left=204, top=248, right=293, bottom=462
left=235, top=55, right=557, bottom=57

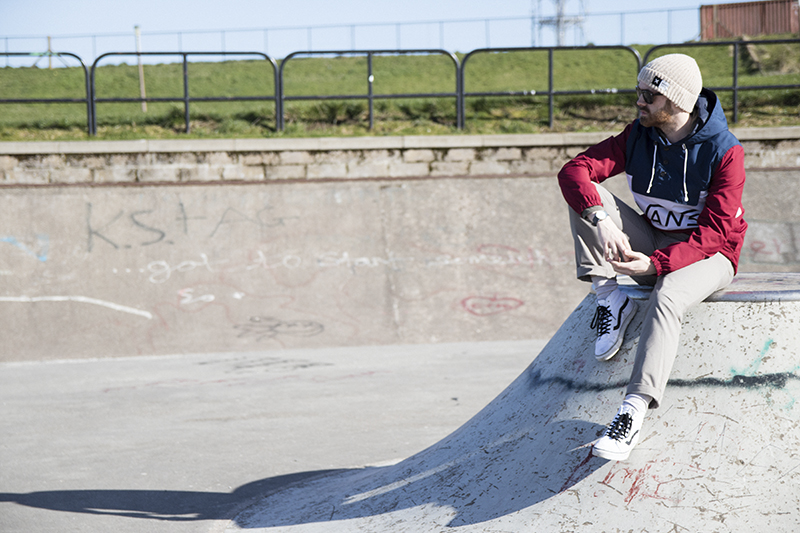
left=557, top=54, right=747, bottom=461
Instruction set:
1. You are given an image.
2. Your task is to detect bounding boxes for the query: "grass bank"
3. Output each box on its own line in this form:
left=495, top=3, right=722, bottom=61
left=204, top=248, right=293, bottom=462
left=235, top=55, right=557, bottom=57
left=1, top=38, right=799, bottom=141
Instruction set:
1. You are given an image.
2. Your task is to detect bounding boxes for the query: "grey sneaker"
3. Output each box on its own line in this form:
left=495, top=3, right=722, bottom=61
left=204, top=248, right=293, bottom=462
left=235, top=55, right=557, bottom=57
left=592, top=405, right=644, bottom=461
left=591, top=294, right=637, bottom=361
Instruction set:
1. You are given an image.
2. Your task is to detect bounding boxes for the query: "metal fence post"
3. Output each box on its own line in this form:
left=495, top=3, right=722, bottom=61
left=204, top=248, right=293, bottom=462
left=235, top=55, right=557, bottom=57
left=278, top=57, right=287, bottom=131
left=456, top=54, right=463, bottom=130
left=368, top=52, right=374, bottom=130
left=90, top=59, right=97, bottom=134
left=83, top=59, right=93, bottom=135
left=548, top=48, right=555, bottom=128
left=276, top=58, right=281, bottom=131
left=183, top=54, right=190, bottom=133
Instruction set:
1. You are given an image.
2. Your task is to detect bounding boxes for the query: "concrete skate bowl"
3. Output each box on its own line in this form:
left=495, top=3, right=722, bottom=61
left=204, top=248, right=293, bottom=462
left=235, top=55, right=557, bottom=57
left=227, top=273, right=800, bottom=532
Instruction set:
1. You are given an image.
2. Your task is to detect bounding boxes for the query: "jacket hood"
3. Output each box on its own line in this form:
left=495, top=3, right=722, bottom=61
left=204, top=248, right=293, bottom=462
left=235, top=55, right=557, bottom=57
left=686, top=88, right=729, bottom=145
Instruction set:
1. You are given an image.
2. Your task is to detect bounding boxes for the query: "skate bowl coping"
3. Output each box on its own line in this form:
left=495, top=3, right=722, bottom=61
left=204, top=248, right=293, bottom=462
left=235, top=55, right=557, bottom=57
left=619, top=272, right=800, bottom=302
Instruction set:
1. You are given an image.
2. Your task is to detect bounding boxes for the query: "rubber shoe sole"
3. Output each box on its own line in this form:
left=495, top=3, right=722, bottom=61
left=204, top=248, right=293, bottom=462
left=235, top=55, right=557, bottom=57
left=592, top=428, right=641, bottom=461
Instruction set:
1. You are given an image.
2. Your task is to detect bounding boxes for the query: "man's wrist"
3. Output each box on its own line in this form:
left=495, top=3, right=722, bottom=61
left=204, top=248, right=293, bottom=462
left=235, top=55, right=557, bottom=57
left=581, top=206, right=604, bottom=219
left=581, top=206, right=609, bottom=226
left=588, top=209, right=610, bottom=226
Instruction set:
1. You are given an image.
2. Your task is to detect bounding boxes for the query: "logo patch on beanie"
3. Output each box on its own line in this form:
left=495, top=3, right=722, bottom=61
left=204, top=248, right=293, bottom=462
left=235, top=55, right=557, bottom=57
left=651, top=76, right=670, bottom=92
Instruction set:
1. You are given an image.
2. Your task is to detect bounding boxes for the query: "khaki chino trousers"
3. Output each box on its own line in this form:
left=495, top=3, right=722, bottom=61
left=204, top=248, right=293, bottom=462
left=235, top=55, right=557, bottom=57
left=569, top=184, right=734, bottom=409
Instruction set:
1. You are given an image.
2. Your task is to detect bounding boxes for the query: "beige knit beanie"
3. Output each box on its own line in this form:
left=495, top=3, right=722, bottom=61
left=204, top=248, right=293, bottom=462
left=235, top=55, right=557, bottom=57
left=637, top=53, right=703, bottom=113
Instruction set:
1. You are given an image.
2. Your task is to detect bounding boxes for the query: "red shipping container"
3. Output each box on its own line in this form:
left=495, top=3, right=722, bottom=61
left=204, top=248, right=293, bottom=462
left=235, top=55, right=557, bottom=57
left=701, top=0, right=800, bottom=40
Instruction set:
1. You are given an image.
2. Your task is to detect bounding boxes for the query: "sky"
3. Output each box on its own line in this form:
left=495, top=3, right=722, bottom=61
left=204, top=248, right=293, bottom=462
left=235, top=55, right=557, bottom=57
left=0, top=0, right=764, bottom=66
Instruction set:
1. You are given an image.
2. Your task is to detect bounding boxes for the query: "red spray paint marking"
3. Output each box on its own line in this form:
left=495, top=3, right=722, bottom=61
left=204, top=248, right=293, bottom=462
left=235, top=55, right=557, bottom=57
left=461, top=295, right=524, bottom=316
left=601, top=462, right=684, bottom=505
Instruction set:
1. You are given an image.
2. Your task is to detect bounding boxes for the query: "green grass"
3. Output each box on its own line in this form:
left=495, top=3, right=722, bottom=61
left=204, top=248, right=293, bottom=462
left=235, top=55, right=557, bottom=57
left=1, top=37, right=799, bottom=141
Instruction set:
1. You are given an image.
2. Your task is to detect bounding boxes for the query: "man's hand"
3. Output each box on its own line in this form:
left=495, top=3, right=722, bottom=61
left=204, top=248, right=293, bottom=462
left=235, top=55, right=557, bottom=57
left=609, top=249, right=657, bottom=276
left=596, top=217, right=631, bottom=262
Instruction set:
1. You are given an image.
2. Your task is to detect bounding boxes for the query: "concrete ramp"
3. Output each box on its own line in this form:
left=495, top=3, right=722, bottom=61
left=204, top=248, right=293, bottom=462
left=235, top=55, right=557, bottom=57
left=227, top=273, right=800, bottom=532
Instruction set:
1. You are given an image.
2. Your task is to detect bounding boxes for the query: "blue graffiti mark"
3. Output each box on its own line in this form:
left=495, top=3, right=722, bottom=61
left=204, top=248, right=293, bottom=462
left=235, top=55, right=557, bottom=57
left=0, top=235, right=49, bottom=262
left=729, top=339, right=799, bottom=410
left=731, top=338, right=775, bottom=377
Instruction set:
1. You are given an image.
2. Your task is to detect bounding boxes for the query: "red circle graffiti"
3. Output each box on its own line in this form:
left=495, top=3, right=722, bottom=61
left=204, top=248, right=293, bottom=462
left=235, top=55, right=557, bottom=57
left=461, top=295, right=524, bottom=316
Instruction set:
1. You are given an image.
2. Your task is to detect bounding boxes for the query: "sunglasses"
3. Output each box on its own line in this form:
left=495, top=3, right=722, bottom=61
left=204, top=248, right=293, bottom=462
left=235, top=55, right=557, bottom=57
left=635, top=86, right=660, bottom=104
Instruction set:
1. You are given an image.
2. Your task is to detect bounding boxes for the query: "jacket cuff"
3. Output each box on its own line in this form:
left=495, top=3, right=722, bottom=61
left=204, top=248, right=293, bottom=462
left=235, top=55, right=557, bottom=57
left=650, top=254, right=664, bottom=276
left=580, top=205, right=605, bottom=222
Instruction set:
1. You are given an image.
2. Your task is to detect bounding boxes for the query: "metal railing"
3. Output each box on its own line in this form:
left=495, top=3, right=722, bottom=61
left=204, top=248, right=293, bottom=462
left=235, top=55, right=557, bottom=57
left=90, top=51, right=279, bottom=134
left=3, top=40, right=799, bottom=136
left=0, top=52, right=92, bottom=130
left=644, top=39, right=800, bottom=124
left=460, top=45, right=642, bottom=129
left=277, top=49, right=461, bottom=131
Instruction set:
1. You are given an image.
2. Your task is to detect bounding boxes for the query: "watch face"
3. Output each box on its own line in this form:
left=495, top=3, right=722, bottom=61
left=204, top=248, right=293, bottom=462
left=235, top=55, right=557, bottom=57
left=593, top=211, right=608, bottom=225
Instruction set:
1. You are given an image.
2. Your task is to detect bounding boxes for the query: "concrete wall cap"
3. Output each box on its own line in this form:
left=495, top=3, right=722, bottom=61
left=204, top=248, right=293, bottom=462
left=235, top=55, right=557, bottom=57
left=147, top=139, right=236, bottom=152
left=2, top=127, right=800, bottom=155
left=732, top=126, right=800, bottom=141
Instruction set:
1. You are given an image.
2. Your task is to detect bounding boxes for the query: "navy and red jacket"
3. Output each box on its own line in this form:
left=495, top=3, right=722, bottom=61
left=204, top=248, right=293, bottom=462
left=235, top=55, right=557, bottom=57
left=558, top=88, right=747, bottom=275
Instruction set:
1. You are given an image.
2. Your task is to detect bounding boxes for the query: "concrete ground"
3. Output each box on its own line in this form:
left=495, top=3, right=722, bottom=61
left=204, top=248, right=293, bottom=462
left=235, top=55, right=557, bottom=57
left=0, top=339, right=547, bottom=533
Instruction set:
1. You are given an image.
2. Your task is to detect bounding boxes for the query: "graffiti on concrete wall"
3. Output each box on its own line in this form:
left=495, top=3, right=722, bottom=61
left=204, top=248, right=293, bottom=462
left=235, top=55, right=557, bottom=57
left=461, top=295, right=525, bottom=316
left=85, top=200, right=299, bottom=252
left=235, top=316, right=325, bottom=341
left=743, top=221, right=800, bottom=266
left=140, top=246, right=573, bottom=285
left=3, top=181, right=798, bottom=359
left=1, top=234, right=49, bottom=262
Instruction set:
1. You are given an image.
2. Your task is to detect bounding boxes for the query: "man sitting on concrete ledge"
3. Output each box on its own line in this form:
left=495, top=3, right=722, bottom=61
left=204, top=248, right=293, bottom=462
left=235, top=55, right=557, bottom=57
left=557, top=53, right=748, bottom=461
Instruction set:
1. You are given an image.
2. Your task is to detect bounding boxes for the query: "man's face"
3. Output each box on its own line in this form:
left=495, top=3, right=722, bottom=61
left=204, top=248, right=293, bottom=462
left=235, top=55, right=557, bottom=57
left=636, top=85, right=678, bottom=129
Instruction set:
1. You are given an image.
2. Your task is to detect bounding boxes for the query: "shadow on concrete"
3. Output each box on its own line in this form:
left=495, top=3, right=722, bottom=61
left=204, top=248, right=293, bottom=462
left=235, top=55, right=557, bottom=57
left=224, top=419, right=609, bottom=529
left=0, top=419, right=608, bottom=528
left=0, top=471, right=338, bottom=522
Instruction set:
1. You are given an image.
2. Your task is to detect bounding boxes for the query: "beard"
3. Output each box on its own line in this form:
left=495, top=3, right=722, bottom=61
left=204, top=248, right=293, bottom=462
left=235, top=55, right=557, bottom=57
left=638, top=99, right=678, bottom=129
left=639, top=107, right=673, bottom=128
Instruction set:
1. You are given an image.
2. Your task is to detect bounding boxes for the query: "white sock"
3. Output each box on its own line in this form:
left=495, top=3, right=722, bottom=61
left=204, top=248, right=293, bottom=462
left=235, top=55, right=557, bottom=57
left=623, top=393, right=651, bottom=414
left=592, top=276, right=619, bottom=302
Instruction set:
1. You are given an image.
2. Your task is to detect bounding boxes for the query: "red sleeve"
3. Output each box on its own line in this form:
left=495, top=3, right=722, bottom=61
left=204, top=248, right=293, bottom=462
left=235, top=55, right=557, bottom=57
left=650, top=144, right=747, bottom=275
left=557, top=123, right=632, bottom=215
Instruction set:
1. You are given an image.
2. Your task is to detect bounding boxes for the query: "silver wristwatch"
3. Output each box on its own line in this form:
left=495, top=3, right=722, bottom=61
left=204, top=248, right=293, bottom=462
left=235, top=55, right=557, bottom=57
left=590, top=210, right=609, bottom=226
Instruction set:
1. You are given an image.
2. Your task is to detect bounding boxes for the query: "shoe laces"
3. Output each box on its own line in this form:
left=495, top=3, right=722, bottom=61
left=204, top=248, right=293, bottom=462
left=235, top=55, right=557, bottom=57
left=605, top=411, right=633, bottom=441
left=591, top=303, right=613, bottom=336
